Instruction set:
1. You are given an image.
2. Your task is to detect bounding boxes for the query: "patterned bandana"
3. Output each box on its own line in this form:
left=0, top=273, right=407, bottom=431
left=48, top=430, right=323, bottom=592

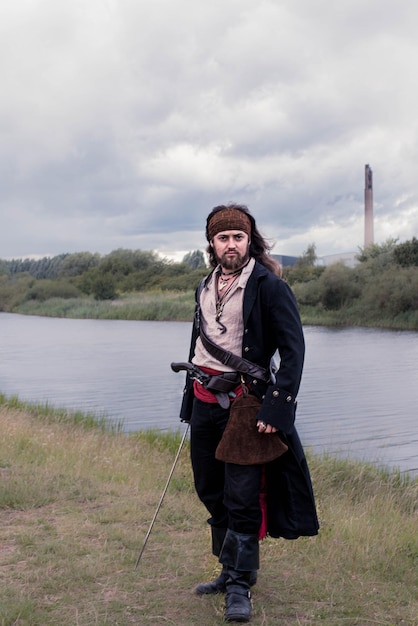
left=206, top=207, right=251, bottom=241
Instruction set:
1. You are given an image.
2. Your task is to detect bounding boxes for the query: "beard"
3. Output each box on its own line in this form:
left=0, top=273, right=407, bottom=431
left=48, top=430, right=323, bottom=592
left=215, top=247, right=250, bottom=271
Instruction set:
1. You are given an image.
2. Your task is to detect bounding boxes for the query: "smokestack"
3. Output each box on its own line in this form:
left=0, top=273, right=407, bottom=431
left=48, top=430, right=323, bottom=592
left=364, top=164, right=374, bottom=247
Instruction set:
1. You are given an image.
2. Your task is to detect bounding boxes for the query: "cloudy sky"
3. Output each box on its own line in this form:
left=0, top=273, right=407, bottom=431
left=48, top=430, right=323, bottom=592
left=1, top=0, right=418, bottom=262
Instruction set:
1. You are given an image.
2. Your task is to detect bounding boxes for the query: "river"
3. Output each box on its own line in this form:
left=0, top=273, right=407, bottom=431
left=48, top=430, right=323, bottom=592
left=0, top=313, right=417, bottom=476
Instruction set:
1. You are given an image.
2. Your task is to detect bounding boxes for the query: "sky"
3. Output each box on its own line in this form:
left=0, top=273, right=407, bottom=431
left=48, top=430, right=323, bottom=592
left=1, top=0, right=418, bottom=262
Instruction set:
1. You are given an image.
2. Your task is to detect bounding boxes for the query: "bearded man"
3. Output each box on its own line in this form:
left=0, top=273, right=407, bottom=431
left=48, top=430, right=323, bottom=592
left=178, top=204, right=319, bottom=623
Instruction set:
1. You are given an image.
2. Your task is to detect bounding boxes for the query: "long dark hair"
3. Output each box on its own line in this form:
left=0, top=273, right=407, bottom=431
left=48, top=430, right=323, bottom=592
left=206, top=203, right=282, bottom=276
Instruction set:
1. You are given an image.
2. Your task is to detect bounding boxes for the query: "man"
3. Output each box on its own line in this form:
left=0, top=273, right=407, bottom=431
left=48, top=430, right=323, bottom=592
left=179, top=204, right=318, bottom=623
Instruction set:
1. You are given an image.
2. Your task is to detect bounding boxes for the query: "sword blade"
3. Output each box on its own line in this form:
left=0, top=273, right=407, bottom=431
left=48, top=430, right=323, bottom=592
left=134, top=424, right=190, bottom=570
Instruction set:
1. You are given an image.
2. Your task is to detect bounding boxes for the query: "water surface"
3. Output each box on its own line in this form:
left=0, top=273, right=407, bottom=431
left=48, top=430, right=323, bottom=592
left=0, top=313, right=417, bottom=476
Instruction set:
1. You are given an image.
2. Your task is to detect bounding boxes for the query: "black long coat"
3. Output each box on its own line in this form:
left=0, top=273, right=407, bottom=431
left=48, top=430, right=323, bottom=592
left=180, top=261, right=319, bottom=539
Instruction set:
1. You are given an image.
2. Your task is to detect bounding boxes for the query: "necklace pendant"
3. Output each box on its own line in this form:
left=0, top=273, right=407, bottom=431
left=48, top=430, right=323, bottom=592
left=218, top=278, right=228, bottom=290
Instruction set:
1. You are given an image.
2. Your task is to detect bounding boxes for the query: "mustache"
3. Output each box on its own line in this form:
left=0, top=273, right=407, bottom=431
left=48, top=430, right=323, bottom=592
left=216, top=249, right=250, bottom=270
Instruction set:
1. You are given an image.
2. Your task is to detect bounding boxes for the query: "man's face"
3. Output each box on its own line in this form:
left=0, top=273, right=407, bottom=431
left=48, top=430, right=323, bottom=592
left=211, top=230, right=250, bottom=271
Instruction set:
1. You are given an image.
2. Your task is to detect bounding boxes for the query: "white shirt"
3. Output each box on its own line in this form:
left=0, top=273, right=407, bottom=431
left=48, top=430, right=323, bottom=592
left=192, top=258, right=255, bottom=372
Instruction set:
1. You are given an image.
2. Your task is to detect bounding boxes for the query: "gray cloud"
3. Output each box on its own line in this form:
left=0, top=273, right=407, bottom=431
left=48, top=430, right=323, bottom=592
left=1, top=0, right=418, bottom=261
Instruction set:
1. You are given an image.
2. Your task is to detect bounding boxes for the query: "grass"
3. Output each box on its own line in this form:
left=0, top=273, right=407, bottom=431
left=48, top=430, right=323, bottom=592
left=299, top=304, right=418, bottom=331
left=0, top=397, right=417, bottom=625
left=10, top=292, right=418, bottom=330
left=14, top=291, right=196, bottom=322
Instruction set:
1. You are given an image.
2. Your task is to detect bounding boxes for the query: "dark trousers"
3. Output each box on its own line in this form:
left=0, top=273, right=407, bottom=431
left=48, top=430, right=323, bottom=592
left=190, top=398, right=262, bottom=535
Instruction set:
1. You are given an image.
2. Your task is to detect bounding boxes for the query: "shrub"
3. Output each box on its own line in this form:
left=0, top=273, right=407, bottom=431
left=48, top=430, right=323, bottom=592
left=393, top=237, right=418, bottom=267
left=293, top=279, right=323, bottom=307
left=317, top=263, right=361, bottom=310
left=91, top=275, right=117, bottom=301
left=360, top=266, right=418, bottom=317
left=25, top=280, right=81, bottom=302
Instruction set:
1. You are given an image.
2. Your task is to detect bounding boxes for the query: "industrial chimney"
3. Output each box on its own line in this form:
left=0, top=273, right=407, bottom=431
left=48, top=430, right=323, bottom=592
left=364, top=164, right=374, bottom=247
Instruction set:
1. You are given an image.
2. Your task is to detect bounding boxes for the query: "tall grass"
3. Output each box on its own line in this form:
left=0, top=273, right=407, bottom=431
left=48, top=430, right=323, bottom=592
left=0, top=401, right=417, bottom=625
left=14, top=291, right=196, bottom=321
left=299, top=304, right=418, bottom=330
left=11, top=291, right=418, bottom=330
left=0, top=392, right=122, bottom=433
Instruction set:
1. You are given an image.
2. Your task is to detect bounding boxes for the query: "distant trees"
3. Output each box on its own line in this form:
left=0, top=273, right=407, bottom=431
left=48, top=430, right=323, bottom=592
left=283, top=244, right=324, bottom=284
left=0, top=238, right=417, bottom=329
left=359, top=265, right=418, bottom=318
left=297, top=243, right=317, bottom=267
left=292, top=236, right=418, bottom=325
left=59, top=252, right=100, bottom=277
left=292, top=261, right=361, bottom=311
left=90, top=274, right=117, bottom=301
left=317, top=263, right=361, bottom=310
left=76, top=249, right=207, bottom=298
left=356, top=238, right=398, bottom=267
left=182, top=250, right=206, bottom=270
left=393, top=237, right=418, bottom=267
left=25, top=279, right=82, bottom=302
left=3, top=254, right=69, bottom=279
left=67, top=248, right=208, bottom=299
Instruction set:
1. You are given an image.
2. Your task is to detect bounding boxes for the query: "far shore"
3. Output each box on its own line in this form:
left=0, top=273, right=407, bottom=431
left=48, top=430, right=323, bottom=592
left=5, top=292, right=418, bottom=331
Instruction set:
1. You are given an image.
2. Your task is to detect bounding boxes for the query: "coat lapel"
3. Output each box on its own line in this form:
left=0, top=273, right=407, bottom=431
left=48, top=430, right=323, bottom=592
left=243, top=262, right=266, bottom=326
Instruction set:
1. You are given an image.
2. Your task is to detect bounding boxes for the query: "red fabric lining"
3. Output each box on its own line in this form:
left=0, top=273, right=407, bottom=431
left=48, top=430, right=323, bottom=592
left=192, top=366, right=245, bottom=404
left=259, top=465, right=268, bottom=539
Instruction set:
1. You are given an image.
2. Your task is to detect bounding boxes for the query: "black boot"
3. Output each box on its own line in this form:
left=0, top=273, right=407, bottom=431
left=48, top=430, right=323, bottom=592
left=195, top=566, right=257, bottom=596
left=195, top=564, right=229, bottom=595
left=195, top=527, right=258, bottom=596
left=195, top=527, right=227, bottom=595
left=224, top=569, right=253, bottom=623
left=219, top=529, right=259, bottom=623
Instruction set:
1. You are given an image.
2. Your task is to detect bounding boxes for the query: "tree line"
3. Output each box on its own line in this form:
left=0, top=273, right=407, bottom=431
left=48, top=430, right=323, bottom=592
left=0, top=238, right=417, bottom=328
left=283, top=238, right=418, bottom=327
left=0, top=248, right=208, bottom=307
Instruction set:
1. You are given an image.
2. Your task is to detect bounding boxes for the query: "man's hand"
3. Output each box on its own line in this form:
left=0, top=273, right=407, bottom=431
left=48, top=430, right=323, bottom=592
left=256, top=420, right=277, bottom=434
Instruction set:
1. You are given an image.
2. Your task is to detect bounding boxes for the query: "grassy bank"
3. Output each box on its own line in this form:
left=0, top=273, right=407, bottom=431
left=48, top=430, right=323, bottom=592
left=13, top=292, right=196, bottom=322
left=299, top=304, right=418, bottom=331
left=8, top=292, right=418, bottom=330
left=0, top=396, right=417, bottom=625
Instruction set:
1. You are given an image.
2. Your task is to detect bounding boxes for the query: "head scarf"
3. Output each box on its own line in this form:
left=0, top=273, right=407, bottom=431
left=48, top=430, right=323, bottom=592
left=206, top=207, right=251, bottom=241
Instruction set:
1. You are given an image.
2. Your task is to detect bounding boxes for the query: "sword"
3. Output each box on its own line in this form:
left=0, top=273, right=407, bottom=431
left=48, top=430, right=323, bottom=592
left=134, top=423, right=190, bottom=569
